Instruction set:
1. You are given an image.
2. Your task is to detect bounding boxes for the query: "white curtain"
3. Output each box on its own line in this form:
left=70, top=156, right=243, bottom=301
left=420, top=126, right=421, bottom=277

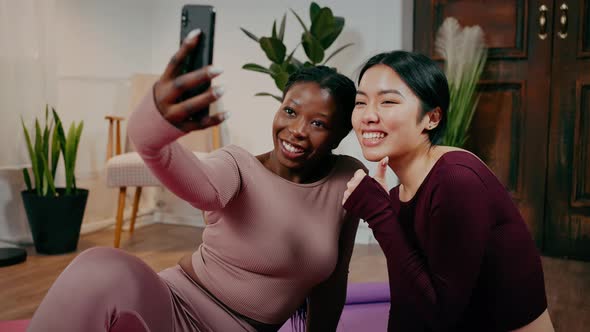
left=0, top=0, right=57, bottom=167
left=0, top=0, right=56, bottom=243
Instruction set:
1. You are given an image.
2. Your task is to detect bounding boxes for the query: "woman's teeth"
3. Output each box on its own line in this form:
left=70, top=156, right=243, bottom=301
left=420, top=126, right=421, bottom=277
left=282, top=141, right=303, bottom=153
left=362, top=132, right=386, bottom=139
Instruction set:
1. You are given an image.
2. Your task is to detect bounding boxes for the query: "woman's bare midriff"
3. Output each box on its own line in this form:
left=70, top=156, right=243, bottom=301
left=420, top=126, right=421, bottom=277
left=510, top=309, right=554, bottom=332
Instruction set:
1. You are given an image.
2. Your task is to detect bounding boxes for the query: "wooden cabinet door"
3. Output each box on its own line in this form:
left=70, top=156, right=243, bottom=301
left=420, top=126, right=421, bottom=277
left=414, top=0, right=553, bottom=247
left=545, top=0, right=590, bottom=260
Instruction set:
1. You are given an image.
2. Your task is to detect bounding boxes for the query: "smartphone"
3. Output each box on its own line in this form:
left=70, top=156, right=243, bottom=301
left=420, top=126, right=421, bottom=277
left=179, top=4, right=216, bottom=120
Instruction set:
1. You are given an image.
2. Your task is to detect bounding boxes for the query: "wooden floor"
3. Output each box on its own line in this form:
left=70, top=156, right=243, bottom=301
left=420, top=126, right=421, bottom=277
left=1, top=224, right=589, bottom=331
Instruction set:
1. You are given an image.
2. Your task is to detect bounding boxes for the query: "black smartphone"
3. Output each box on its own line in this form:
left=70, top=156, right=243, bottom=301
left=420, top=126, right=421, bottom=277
left=179, top=4, right=216, bottom=120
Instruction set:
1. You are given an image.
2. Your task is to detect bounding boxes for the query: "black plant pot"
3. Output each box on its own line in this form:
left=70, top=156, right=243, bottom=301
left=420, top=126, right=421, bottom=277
left=21, top=188, right=88, bottom=255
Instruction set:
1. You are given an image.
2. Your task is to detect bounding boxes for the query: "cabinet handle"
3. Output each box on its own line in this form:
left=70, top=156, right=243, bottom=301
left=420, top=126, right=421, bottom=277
left=538, top=5, right=548, bottom=40
left=558, top=3, right=568, bottom=39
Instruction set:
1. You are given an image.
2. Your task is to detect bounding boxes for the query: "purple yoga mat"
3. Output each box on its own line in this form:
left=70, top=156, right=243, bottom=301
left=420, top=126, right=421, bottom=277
left=345, top=282, right=390, bottom=304
left=280, top=282, right=391, bottom=332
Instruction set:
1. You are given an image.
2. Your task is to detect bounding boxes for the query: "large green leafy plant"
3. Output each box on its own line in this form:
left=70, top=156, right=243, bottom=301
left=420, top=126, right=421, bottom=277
left=435, top=17, right=487, bottom=147
left=241, top=2, right=353, bottom=101
left=21, top=105, right=84, bottom=196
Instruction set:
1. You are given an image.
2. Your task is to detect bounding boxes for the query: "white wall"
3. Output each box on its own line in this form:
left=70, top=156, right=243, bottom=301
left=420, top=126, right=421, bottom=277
left=4, top=0, right=412, bottom=241
left=54, top=0, right=158, bottom=229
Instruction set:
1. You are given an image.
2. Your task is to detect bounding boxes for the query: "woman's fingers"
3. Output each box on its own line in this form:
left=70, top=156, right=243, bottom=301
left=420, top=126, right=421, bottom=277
left=342, top=191, right=351, bottom=205
left=161, top=29, right=201, bottom=81
left=165, top=85, right=225, bottom=124
left=178, top=112, right=231, bottom=132
left=373, top=156, right=389, bottom=190
left=347, top=169, right=366, bottom=189
left=157, top=66, right=223, bottom=104
left=343, top=169, right=367, bottom=205
left=152, top=28, right=227, bottom=133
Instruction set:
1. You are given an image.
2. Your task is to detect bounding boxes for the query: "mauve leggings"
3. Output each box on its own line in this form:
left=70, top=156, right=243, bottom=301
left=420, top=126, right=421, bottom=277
left=27, top=247, right=257, bottom=332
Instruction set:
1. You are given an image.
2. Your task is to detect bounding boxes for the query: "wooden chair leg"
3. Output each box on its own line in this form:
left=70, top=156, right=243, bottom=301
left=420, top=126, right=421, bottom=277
left=114, top=187, right=127, bottom=248
left=129, top=187, right=142, bottom=234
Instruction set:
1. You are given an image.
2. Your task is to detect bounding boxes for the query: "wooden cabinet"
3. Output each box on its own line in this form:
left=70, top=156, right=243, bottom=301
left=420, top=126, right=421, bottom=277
left=414, top=0, right=590, bottom=260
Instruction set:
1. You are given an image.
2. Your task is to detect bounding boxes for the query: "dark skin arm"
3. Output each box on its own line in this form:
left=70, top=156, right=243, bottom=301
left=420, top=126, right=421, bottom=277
left=306, top=213, right=360, bottom=331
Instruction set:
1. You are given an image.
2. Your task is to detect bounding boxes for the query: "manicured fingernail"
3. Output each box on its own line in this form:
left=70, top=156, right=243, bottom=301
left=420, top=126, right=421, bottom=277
left=213, top=86, right=225, bottom=98
left=208, top=67, right=224, bottom=77
left=184, top=29, right=201, bottom=43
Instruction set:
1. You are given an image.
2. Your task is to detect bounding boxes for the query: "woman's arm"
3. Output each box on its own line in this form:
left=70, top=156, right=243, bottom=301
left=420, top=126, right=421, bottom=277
left=306, top=213, right=360, bottom=331
left=344, top=166, right=493, bottom=331
left=127, top=88, right=241, bottom=211
left=125, top=30, right=238, bottom=211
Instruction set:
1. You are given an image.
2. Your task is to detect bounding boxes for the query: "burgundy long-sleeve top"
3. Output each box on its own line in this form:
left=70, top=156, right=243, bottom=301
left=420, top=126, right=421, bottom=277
left=344, top=151, right=547, bottom=331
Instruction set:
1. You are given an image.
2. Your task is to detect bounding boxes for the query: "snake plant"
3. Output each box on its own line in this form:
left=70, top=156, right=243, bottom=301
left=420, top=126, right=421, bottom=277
left=21, top=105, right=84, bottom=196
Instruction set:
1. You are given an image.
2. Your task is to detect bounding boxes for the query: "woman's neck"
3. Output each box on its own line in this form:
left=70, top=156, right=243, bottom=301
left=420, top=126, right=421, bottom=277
left=390, top=143, right=438, bottom=201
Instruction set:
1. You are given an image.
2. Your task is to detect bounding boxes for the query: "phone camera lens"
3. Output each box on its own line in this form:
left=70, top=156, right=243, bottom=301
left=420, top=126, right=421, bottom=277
left=181, top=11, right=188, bottom=27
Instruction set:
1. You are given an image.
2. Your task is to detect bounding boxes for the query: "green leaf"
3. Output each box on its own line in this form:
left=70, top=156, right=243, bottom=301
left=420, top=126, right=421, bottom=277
left=290, top=8, right=309, bottom=34
left=65, top=123, right=77, bottom=194
left=39, top=149, right=56, bottom=196
left=51, top=123, right=60, bottom=179
left=22, top=168, right=32, bottom=191
left=240, top=27, right=259, bottom=42
left=52, top=109, right=67, bottom=154
left=34, top=120, right=44, bottom=195
left=42, top=119, right=50, bottom=170
left=270, top=65, right=290, bottom=91
left=52, top=111, right=68, bottom=190
left=75, top=122, right=84, bottom=151
left=242, top=63, right=273, bottom=74
left=322, top=42, right=354, bottom=64
left=302, top=32, right=324, bottom=64
left=21, top=119, right=39, bottom=193
left=285, top=63, right=299, bottom=75
left=71, top=121, right=83, bottom=192
left=319, top=16, right=344, bottom=49
left=272, top=20, right=277, bottom=39
left=303, top=61, right=314, bottom=68
left=278, top=13, right=286, bottom=41
left=310, top=7, right=334, bottom=43
left=269, top=63, right=282, bottom=74
left=310, top=2, right=321, bottom=22
left=259, top=37, right=286, bottom=63
left=255, top=92, right=282, bottom=102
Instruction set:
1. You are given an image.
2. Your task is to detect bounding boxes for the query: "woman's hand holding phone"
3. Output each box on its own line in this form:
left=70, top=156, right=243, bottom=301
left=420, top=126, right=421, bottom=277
left=154, top=29, right=228, bottom=132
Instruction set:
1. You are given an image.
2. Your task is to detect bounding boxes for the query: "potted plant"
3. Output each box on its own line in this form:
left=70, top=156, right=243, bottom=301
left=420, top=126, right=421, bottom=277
left=20, top=106, right=87, bottom=254
left=435, top=17, right=488, bottom=147
left=241, top=2, right=353, bottom=101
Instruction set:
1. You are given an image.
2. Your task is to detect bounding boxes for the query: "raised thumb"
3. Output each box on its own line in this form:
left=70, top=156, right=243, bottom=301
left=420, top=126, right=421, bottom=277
left=374, top=156, right=388, bottom=190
